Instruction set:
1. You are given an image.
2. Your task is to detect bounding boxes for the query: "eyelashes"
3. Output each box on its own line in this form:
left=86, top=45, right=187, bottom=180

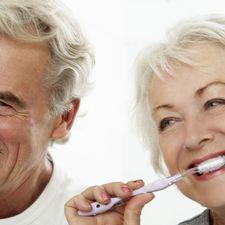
left=0, top=101, right=16, bottom=116
left=159, top=117, right=179, bottom=131
left=204, top=98, right=225, bottom=110
left=158, top=98, right=225, bottom=132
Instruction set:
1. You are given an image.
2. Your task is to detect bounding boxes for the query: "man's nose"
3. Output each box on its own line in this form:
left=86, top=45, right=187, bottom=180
left=183, top=115, right=213, bottom=151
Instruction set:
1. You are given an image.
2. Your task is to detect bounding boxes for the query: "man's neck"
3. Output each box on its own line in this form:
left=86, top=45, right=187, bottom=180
left=0, top=159, right=53, bottom=218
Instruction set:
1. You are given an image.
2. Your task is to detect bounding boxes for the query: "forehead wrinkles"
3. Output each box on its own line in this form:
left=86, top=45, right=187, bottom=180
left=147, top=43, right=225, bottom=116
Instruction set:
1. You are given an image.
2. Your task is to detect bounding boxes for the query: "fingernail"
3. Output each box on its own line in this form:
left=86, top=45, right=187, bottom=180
left=121, top=185, right=132, bottom=193
left=101, top=191, right=110, bottom=201
left=132, top=179, right=143, bottom=183
left=82, top=201, right=91, bottom=209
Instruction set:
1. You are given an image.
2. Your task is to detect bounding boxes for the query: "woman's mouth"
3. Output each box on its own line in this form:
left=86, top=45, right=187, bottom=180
left=188, top=151, right=225, bottom=180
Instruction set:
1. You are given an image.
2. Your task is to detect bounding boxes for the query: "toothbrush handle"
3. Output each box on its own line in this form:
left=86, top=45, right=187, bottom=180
left=77, top=197, right=123, bottom=216
left=77, top=176, right=180, bottom=216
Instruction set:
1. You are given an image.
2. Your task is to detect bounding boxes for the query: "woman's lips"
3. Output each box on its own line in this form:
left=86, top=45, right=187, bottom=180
left=187, top=150, right=225, bottom=181
left=194, top=167, right=225, bottom=181
left=187, top=150, right=225, bottom=169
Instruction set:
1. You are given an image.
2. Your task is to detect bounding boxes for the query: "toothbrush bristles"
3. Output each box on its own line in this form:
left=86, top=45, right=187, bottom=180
left=179, top=156, right=225, bottom=178
left=196, top=155, right=225, bottom=174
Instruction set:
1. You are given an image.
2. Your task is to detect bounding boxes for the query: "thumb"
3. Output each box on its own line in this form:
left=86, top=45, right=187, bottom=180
left=123, top=193, right=155, bottom=225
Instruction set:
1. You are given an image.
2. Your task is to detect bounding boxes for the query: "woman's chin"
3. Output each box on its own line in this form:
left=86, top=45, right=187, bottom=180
left=191, top=187, right=225, bottom=209
left=199, top=196, right=225, bottom=210
left=178, top=175, right=225, bottom=209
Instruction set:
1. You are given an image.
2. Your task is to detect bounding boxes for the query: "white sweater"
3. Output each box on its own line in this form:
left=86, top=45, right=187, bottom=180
left=0, top=159, right=82, bottom=225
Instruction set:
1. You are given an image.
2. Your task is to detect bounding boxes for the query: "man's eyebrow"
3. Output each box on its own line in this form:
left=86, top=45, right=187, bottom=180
left=0, top=91, right=27, bottom=108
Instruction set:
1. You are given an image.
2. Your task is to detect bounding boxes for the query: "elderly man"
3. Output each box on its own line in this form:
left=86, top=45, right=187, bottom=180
left=0, top=0, right=94, bottom=224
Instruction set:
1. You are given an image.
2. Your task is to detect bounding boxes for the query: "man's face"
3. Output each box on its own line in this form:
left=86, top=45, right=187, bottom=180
left=0, top=37, right=59, bottom=193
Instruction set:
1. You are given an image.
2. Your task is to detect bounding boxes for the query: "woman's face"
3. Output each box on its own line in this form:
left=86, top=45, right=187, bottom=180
left=150, top=43, right=225, bottom=210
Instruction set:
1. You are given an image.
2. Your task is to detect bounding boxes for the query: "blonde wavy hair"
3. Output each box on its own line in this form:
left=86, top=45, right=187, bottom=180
left=134, top=14, right=225, bottom=174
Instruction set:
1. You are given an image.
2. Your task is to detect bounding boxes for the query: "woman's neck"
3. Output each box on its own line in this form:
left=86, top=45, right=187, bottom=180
left=211, top=209, right=225, bottom=225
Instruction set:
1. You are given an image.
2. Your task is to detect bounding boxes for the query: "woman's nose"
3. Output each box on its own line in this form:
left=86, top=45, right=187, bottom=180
left=183, top=116, right=213, bottom=151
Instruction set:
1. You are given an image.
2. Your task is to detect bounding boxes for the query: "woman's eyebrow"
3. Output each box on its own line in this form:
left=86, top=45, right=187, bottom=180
left=0, top=91, right=27, bottom=108
left=196, top=81, right=225, bottom=96
left=153, top=82, right=225, bottom=113
left=153, top=104, right=174, bottom=113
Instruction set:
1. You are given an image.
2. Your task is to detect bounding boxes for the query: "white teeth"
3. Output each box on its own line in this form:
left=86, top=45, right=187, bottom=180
left=196, top=155, right=225, bottom=175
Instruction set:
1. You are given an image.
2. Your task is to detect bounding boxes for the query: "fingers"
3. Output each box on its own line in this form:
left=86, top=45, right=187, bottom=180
left=64, top=180, right=154, bottom=225
left=65, top=196, right=97, bottom=225
left=80, top=185, right=111, bottom=204
left=65, top=181, right=135, bottom=223
left=126, top=180, right=145, bottom=190
left=124, top=193, right=155, bottom=225
left=66, top=193, right=92, bottom=212
left=64, top=182, right=128, bottom=225
left=80, top=180, right=143, bottom=205
left=66, top=180, right=146, bottom=213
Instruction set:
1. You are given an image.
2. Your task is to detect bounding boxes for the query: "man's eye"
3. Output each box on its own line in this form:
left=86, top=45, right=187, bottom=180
left=159, top=118, right=177, bottom=131
left=204, top=98, right=225, bottom=110
left=0, top=101, right=9, bottom=107
left=0, top=101, right=16, bottom=116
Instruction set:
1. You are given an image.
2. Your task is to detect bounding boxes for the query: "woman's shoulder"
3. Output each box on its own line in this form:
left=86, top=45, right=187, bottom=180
left=178, top=209, right=210, bottom=225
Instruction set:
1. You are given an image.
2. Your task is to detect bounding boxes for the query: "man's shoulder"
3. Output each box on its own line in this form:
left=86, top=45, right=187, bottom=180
left=178, top=209, right=210, bottom=225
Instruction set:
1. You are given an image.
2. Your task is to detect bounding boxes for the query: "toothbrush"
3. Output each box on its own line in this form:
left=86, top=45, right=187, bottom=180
left=78, top=155, right=225, bottom=216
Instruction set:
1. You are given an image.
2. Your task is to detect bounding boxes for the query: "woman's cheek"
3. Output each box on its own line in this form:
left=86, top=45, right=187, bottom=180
left=206, top=112, right=225, bottom=132
left=159, top=130, right=184, bottom=174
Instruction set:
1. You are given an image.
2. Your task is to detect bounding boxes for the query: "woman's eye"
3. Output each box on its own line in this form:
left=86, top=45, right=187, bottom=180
left=159, top=118, right=178, bottom=131
left=204, top=98, right=225, bottom=110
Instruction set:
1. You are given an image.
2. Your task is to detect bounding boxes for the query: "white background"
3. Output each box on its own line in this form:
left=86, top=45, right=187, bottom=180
left=50, top=0, right=225, bottom=224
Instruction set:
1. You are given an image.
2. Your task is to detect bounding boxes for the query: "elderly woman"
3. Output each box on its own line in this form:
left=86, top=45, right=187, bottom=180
left=65, top=14, right=225, bottom=225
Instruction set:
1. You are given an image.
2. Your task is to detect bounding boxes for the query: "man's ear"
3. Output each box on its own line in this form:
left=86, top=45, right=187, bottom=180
left=50, top=98, right=80, bottom=140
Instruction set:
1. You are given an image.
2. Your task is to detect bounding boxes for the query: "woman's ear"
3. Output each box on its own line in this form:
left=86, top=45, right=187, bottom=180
left=50, top=98, right=80, bottom=140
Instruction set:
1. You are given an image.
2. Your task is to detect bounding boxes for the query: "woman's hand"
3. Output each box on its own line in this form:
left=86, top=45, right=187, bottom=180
left=64, top=180, right=154, bottom=225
